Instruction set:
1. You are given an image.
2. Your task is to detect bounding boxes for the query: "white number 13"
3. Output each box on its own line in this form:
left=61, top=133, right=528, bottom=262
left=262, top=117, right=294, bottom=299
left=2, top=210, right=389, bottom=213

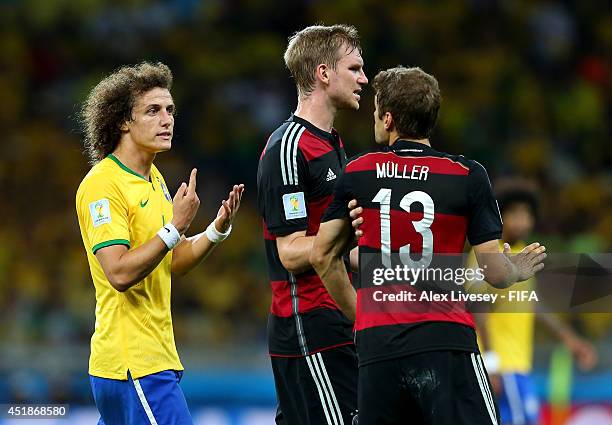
left=372, top=189, right=434, bottom=269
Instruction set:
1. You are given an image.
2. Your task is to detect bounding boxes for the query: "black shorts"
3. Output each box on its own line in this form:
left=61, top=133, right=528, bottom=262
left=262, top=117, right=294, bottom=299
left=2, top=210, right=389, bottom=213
left=272, top=344, right=358, bottom=425
left=358, top=351, right=500, bottom=425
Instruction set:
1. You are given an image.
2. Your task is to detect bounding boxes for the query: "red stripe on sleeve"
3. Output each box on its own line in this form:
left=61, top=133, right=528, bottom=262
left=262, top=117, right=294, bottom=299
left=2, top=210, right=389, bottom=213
left=263, top=221, right=276, bottom=241
left=306, top=195, right=333, bottom=235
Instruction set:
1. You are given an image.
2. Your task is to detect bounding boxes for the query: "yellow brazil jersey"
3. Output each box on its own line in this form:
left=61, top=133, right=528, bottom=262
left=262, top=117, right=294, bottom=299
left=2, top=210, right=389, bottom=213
left=76, top=154, right=182, bottom=380
left=470, top=242, right=536, bottom=374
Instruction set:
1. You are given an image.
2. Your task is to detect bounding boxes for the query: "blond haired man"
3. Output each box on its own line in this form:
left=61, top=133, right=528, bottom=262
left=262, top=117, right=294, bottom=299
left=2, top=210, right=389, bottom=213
left=257, top=25, right=368, bottom=425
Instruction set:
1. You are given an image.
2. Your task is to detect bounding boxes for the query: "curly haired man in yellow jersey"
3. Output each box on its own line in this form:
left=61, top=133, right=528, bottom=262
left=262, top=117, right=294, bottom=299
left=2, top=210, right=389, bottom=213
left=76, top=62, right=244, bottom=425
left=475, top=181, right=597, bottom=425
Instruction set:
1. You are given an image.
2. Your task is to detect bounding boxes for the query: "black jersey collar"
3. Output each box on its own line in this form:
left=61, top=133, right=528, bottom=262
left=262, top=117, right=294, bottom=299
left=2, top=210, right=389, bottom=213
left=383, top=139, right=433, bottom=154
left=289, top=114, right=340, bottom=144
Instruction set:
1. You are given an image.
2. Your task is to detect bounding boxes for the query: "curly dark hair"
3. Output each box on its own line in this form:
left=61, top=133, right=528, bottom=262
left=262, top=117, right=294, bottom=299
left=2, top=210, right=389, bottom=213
left=80, top=62, right=173, bottom=164
left=372, top=66, right=440, bottom=140
left=495, top=179, right=539, bottom=218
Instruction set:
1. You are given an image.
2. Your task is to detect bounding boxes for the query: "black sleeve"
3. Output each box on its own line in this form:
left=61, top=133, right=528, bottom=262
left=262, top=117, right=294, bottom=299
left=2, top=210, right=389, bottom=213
left=322, top=170, right=352, bottom=223
left=258, top=146, right=309, bottom=236
left=466, top=161, right=503, bottom=245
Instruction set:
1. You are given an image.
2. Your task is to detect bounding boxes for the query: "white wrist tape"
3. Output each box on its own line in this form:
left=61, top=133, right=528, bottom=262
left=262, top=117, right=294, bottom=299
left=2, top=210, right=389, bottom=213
left=205, top=220, right=232, bottom=244
left=482, top=350, right=501, bottom=374
left=157, top=223, right=181, bottom=250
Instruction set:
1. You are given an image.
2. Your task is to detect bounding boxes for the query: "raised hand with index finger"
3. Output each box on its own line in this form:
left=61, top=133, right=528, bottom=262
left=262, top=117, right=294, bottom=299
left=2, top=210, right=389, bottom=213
left=171, top=168, right=200, bottom=235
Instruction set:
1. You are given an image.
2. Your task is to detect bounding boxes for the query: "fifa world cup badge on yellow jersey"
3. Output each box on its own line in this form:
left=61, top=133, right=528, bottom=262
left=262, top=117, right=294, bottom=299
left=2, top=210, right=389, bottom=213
left=89, top=198, right=111, bottom=227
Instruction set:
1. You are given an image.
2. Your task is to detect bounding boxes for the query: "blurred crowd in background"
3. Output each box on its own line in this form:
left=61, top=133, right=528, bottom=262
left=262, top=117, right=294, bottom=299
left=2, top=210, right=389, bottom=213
left=0, top=0, right=611, bottom=406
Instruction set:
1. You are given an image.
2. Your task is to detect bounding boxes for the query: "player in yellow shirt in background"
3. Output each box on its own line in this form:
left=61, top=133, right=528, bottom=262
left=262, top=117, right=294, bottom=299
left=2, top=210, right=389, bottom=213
left=474, top=181, right=597, bottom=425
left=76, top=62, right=244, bottom=425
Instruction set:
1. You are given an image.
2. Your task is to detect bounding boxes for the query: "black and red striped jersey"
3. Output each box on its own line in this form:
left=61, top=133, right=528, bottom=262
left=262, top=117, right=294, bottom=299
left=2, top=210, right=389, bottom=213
left=257, top=115, right=354, bottom=357
left=322, top=140, right=503, bottom=366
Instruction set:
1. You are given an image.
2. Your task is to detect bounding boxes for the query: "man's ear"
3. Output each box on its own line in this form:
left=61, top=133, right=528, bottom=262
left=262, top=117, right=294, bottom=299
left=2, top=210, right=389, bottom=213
left=315, top=63, right=330, bottom=86
left=384, top=112, right=394, bottom=131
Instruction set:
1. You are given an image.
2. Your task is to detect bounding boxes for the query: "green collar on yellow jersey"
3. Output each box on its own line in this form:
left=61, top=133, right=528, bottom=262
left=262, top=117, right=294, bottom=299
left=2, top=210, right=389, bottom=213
left=108, top=154, right=148, bottom=181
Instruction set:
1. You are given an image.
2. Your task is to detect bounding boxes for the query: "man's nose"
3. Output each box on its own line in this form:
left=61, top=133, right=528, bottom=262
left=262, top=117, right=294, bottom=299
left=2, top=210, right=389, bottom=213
left=161, top=110, right=173, bottom=126
left=359, top=71, right=368, bottom=85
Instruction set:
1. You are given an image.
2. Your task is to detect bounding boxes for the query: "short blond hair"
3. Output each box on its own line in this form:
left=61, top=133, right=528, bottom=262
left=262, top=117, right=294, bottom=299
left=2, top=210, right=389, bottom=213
left=284, top=24, right=361, bottom=96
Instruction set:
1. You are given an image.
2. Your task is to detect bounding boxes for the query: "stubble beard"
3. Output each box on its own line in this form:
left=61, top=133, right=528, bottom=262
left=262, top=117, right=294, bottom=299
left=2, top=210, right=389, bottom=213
left=331, top=90, right=360, bottom=112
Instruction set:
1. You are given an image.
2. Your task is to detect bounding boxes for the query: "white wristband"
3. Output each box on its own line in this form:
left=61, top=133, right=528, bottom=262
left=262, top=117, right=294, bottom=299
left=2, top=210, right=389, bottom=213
left=157, top=223, right=181, bottom=250
left=205, top=220, right=232, bottom=244
left=482, top=350, right=501, bottom=374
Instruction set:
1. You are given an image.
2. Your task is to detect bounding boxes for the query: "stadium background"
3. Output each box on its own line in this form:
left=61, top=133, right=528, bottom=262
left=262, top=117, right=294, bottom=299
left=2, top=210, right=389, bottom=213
left=1, top=0, right=611, bottom=424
